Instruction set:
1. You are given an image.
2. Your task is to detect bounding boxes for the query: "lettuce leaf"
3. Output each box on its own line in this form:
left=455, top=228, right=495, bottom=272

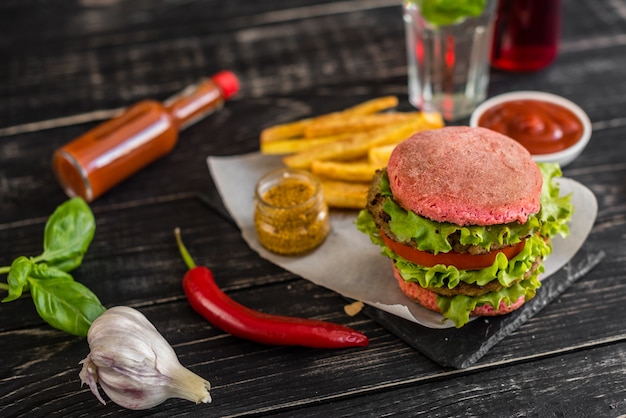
left=537, top=163, right=573, bottom=238
left=436, top=275, right=541, bottom=327
left=383, top=196, right=539, bottom=254
left=377, top=169, right=539, bottom=253
left=389, top=234, right=550, bottom=288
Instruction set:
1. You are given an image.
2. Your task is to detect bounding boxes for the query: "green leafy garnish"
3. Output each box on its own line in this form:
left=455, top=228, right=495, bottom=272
left=0, top=198, right=105, bottom=336
left=409, top=0, right=487, bottom=26
left=537, top=163, right=573, bottom=238
left=436, top=275, right=541, bottom=327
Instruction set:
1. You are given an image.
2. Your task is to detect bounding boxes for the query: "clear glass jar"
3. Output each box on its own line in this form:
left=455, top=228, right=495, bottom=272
left=403, top=0, right=497, bottom=121
left=254, top=168, right=330, bottom=256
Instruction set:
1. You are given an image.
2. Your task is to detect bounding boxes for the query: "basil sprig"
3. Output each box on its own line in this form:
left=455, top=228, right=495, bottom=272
left=0, top=197, right=105, bottom=337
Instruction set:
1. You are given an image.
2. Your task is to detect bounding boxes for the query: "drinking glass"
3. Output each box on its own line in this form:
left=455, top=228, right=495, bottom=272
left=403, top=0, right=497, bottom=121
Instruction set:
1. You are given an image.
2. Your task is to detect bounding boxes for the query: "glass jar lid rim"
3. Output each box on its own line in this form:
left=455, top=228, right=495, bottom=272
left=254, top=167, right=322, bottom=209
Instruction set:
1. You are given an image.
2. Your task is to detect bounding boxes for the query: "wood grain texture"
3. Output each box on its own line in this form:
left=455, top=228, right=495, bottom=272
left=1, top=0, right=626, bottom=416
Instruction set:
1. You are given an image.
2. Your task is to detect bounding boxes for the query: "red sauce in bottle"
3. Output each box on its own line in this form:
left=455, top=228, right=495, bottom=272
left=477, top=99, right=583, bottom=154
left=491, top=0, right=562, bottom=72
left=52, top=70, right=239, bottom=202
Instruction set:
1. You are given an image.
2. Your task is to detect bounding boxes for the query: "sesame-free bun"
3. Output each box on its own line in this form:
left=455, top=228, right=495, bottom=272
left=387, top=126, right=542, bottom=226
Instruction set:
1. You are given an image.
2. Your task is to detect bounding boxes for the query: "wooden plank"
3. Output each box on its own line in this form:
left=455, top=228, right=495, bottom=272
left=263, top=342, right=626, bottom=417
left=1, top=300, right=624, bottom=416
left=1, top=0, right=626, bottom=416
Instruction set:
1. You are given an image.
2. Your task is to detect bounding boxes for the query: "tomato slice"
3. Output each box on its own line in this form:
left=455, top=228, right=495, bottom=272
left=380, top=231, right=526, bottom=271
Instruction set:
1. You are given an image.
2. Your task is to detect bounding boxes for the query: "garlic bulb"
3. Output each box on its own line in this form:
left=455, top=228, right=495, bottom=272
left=79, top=306, right=211, bottom=410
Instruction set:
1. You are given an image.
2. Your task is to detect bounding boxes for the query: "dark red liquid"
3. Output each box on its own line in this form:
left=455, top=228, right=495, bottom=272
left=491, top=0, right=561, bottom=72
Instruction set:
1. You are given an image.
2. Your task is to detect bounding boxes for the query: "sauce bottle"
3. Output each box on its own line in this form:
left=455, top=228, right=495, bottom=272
left=52, top=70, right=239, bottom=202
left=490, top=0, right=562, bottom=72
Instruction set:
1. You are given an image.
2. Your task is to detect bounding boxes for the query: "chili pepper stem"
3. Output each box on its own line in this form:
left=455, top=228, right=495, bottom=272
left=174, top=228, right=197, bottom=270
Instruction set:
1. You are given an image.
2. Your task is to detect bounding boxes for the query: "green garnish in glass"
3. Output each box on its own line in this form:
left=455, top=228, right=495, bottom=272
left=409, top=0, right=487, bottom=26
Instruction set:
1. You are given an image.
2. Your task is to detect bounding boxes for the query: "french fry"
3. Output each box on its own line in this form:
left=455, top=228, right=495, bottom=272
left=329, top=95, right=398, bottom=117
left=260, top=133, right=353, bottom=154
left=344, top=300, right=365, bottom=316
left=304, top=112, right=421, bottom=138
left=311, top=160, right=379, bottom=183
left=421, top=111, right=445, bottom=128
left=259, top=96, right=399, bottom=143
left=283, top=115, right=433, bottom=169
left=320, top=180, right=369, bottom=209
left=368, top=144, right=397, bottom=167
left=282, top=132, right=369, bottom=169
left=365, top=112, right=444, bottom=167
left=260, top=118, right=313, bottom=143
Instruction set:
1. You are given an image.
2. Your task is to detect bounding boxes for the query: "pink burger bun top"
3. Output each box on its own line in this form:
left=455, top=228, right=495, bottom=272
left=387, top=126, right=543, bottom=226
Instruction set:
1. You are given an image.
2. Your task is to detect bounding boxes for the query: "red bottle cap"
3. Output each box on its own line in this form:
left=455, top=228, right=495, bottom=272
left=211, top=70, right=240, bottom=100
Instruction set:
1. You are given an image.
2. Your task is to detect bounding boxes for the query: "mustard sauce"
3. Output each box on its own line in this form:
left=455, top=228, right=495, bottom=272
left=254, top=169, right=329, bottom=255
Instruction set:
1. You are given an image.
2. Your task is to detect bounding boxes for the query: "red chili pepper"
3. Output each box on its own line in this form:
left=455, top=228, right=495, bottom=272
left=174, top=228, right=369, bottom=348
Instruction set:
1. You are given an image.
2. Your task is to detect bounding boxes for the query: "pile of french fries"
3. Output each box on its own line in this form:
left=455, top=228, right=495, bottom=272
left=260, top=96, right=444, bottom=209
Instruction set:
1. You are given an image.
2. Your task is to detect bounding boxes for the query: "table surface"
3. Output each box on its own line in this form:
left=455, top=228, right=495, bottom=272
left=1, top=1, right=626, bottom=417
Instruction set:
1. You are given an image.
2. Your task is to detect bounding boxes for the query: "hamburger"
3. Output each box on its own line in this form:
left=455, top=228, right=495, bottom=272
left=356, top=126, right=573, bottom=327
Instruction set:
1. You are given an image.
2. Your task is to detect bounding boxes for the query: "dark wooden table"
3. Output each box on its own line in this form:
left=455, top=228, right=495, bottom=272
left=1, top=1, right=625, bottom=416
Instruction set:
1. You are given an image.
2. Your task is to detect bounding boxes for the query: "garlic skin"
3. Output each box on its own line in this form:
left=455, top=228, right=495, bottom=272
left=79, top=306, right=211, bottom=410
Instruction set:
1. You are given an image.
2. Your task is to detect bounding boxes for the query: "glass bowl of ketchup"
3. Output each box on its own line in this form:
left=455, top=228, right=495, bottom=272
left=469, top=91, right=592, bottom=167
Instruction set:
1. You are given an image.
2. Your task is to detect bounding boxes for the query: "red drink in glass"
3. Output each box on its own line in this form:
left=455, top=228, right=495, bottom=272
left=491, top=0, right=561, bottom=71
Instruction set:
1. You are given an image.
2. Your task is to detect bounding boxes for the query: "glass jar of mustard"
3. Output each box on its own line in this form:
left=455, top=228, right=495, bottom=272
left=254, top=168, right=330, bottom=256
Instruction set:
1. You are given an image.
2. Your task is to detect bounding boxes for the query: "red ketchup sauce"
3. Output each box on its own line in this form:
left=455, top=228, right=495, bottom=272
left=477, top=99, right=583, bottom=154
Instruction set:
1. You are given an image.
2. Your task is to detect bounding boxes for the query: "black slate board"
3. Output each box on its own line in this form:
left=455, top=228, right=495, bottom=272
left=363, top=245, right=605, bottom=369
left=197, top=190, right=605, bottom=370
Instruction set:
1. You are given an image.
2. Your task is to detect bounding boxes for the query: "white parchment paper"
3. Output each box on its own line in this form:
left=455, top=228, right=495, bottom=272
left=207, top=152, right=597, bottom=329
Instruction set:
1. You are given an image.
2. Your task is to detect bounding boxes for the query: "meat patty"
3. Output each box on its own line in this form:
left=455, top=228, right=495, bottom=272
left=423, top=255, right=542, bottom=297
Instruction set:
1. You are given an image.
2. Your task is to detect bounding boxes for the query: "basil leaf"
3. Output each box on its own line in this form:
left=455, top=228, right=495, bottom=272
left=29, top=262, right=79, bottom=281
left=40, top=197, right=95, bottom=272
left=29, top=269, right=106, bottom=337
left=2, top=256, right=33, bottom=302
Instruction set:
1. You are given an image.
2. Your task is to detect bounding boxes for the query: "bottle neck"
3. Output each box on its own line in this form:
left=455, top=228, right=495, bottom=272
left=164, top=79, right=225, bottom=130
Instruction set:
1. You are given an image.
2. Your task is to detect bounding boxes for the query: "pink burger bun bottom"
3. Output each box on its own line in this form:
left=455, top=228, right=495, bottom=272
left=392, top=263, right=526, bottom=317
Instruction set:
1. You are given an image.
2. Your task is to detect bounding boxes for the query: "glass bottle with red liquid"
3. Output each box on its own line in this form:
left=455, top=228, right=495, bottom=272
left=52, top=70, right=239, bottom=202
left=491, top=0, right=562, bottom=71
